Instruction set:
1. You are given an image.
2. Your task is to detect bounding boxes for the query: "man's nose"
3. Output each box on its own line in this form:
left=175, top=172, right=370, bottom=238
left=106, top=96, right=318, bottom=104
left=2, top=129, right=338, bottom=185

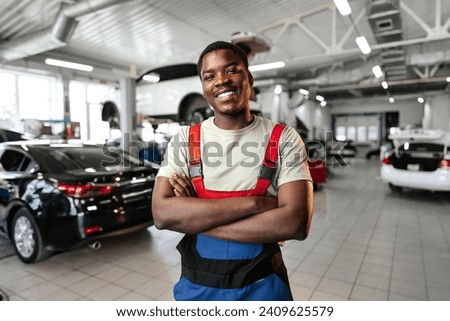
left=215, top=73, right=231, bottom=86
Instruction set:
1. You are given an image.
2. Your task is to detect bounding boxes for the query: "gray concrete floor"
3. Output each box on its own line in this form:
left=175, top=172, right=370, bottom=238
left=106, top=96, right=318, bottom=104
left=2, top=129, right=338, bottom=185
left=0, top=158, right=449, bottom=300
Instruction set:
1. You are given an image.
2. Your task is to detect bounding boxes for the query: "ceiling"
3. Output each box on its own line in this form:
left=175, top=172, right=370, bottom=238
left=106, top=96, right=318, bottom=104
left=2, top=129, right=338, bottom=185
left=1, top=0, right=450, bottom=100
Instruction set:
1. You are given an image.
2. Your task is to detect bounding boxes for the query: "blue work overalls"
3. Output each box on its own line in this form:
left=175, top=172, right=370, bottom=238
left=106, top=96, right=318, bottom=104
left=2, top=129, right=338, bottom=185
left=174, top=123, right=292, bottom=301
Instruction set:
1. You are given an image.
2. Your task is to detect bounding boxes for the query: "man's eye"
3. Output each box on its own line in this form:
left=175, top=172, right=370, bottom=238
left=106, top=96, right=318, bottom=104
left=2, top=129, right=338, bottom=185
left=203, top=75, right=214, bottom=81
left=227, top=68, right=238, bottom=73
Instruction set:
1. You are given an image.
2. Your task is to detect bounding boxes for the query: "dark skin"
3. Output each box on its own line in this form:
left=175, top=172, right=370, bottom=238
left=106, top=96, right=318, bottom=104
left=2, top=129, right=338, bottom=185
left=151, top=48, right=313, bottom=243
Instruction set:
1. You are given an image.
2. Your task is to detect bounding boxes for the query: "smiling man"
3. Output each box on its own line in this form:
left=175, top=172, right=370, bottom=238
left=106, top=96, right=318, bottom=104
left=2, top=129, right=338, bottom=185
left=152, top=41, right=313, bottom=301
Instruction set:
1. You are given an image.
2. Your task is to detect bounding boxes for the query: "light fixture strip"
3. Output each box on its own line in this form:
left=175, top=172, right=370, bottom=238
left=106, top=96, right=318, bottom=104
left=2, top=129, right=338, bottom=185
left=299, top=88, right=309, bottom=95
left=45, top=58, right=93, bottom=72
left=333, top=0, right=352, bottom=16
left=355, top=36, right=371, bottom=55
left=249, top=61, right=285, bottom=72
left=372, top=65, right=383, bottom=78
left=143, top=74, right=160, bottom=83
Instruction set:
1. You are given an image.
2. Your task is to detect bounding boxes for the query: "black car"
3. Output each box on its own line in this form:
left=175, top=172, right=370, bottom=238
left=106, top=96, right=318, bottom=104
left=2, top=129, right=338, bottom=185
left=0, top=128, right=26, bottom=143
left=0, top=141, right=157, bottom=263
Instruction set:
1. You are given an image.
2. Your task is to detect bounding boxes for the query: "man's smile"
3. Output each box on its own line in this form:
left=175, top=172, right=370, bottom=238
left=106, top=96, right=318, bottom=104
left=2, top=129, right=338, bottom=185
left=215, top=89, right=237, bottom=101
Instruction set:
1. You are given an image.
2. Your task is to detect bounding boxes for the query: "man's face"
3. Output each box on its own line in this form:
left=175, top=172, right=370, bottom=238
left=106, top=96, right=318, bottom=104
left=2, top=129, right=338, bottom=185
left=200, top=49, right=253, bottom=116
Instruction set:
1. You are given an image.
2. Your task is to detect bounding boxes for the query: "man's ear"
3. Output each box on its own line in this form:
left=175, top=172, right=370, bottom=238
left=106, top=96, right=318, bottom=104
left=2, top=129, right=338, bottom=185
left=248, top=71, right=254, bottom=86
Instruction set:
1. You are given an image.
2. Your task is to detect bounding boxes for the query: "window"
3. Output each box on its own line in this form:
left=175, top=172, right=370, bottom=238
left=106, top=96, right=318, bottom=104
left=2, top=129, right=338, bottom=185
left=0, top=69, right=62, bottom=132
left=18, top=75, right=51, bottom=119
left=357, top=126, right=367, bottom=142
left=0, top=72, right=18, bottom=128
left=347, top=126, right=356, bottom=141
left=368, top=126, right=378, bottom=141
left=0, top=150, right=25, bottom=172
left=69, top=81, right=115, bottom=142
left=336, top=126, right=346, bottom=141
left=32, top=146, right=144, bottom=173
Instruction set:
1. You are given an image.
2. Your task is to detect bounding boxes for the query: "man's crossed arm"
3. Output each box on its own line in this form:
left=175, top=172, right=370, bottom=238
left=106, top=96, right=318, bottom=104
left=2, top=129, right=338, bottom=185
left=151, top=174, right=313, bottom=243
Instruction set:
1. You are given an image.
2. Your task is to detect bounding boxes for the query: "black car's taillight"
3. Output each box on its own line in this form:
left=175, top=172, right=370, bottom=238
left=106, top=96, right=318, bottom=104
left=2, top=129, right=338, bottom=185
left=57, top=183, right=114, bottom=198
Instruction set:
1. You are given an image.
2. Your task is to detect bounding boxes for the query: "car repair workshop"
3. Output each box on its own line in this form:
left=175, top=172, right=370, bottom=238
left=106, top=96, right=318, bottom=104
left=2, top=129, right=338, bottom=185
left=0, top=0, right=449, bottom=303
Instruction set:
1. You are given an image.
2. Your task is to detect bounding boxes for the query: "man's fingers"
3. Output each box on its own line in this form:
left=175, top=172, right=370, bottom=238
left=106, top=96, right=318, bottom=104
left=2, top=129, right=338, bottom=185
left=180, top=173, right=196, bottom=196
left=169, top=177, right=188, bottom=197
left=170, top=174, right=196, bottom=197
left=173, top=174, right=190, bottom=189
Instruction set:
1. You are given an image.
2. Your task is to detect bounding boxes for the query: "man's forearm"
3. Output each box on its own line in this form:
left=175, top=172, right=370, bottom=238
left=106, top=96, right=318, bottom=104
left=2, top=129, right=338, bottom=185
left=154, top=196, right=258, bottom=234
left=203, top=205, right=308, bottom=243
left=204, top=180, right=313, bottom=243
left=152, top=177, right=278, bottom=234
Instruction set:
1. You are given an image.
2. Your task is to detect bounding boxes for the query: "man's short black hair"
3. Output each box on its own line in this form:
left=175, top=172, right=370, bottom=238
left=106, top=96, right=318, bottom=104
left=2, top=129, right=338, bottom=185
left=197, top=41, right=249, bottom=78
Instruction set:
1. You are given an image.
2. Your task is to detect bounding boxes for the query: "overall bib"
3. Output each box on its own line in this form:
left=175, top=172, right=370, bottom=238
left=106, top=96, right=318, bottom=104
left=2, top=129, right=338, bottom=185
left=174, top=123, right=293, bottom=301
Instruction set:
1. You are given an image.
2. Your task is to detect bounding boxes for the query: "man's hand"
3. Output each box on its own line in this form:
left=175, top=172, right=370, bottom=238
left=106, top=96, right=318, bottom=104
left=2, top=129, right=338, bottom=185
left=169, top=173, right=196, bottom=197
left=168, top=174, right=278, bottom=212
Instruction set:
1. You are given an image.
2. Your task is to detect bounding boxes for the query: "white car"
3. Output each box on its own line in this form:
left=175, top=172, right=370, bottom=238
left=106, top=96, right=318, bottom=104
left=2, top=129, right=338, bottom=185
left=102, top=62, right=262, bottom=125
left=380, top=129, right=450, bottom=192
left=135, top=63, right=210, bottom=124
left=101, top=33, right=268, bottom=126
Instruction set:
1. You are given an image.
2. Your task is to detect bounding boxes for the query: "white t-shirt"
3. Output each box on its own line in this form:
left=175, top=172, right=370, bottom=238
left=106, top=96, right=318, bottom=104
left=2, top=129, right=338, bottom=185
left=157, top=116, right=311, bottom=195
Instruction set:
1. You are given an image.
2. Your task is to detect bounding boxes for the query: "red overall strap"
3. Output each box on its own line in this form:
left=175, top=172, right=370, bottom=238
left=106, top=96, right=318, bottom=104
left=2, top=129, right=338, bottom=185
left=189, top=124, right=201, bottom=162
left=253, top=123, right=286, bottom=195
left=188, top=124, right=205, bottom=192
left=188, top=123, right=285, bottom=197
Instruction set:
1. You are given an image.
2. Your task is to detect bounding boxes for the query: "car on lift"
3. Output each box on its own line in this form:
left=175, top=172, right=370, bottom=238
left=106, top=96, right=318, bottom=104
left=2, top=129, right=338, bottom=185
left=380, top=128, right=450, bottom=192
left=100, top=32, right=269, bottom=126
left=138, top=63, right=211, bottom=124
left=102, top=62, right=263, bottom=126
left=0, top=128, right=27, bottom=143
left=0, top=140, right=158, bottom=263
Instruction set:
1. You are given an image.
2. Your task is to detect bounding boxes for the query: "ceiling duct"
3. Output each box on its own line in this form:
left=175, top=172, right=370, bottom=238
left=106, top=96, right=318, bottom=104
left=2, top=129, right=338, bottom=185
left=367, top=0, right=407, bottom=80
left=51, top=4, right=79, bottom=43
left=0, top=0, right=131, bottom=63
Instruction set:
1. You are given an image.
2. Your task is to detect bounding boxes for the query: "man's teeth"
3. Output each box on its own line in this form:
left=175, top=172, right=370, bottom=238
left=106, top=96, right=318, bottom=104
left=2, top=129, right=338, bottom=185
left=217, top=91, right=235, bottom=98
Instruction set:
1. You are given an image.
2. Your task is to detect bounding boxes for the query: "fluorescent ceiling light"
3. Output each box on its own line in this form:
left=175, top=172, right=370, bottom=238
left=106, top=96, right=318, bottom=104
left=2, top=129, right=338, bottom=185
left=143, top=73, right=160, bottom=83
left=45, top=58, right=93, bottom=72
left=446, top=76, right=450, bottom=82
left=355, top=36, right=371, bottom=55
left=315, top=95, right=324, bottom=102
left=320, top=101, right=327, bottom=107
left=417, top=97, right=425, bottom=103
left=388, top=97, right=395, bottom=103
left=299, top=88, right=309, bottom=95
left=249, top=61, right=285, bottom=72
left=372, top=65, right=383, bottom=78
left=381, top=81, right=388, bottom=89
left=333, top=0, right=352, bottom=16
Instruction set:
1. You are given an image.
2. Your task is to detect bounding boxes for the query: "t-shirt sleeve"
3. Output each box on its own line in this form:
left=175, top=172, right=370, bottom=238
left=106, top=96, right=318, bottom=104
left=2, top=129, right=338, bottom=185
left=156, top=127, right=190, bottom=178
left=276, top=126, right=312, bottom=188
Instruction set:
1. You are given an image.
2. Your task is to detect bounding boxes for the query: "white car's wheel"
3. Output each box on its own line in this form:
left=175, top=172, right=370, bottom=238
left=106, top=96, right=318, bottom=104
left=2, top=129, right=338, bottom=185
left=182, top=96, right=210, bottom=124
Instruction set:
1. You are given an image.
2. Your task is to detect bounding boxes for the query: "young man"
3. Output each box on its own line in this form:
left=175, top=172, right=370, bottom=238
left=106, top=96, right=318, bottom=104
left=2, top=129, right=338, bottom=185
left=152, top=41, right=313, bottom=301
